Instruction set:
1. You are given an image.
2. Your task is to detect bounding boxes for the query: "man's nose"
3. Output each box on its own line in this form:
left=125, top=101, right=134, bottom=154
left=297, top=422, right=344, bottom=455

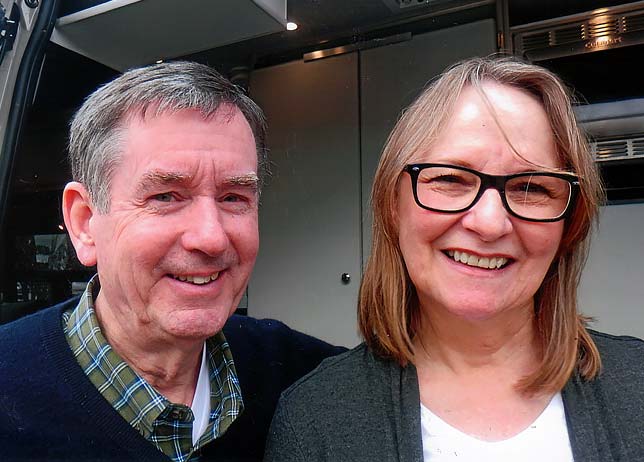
left=181, top=198, right=230, bottom=256
left=460, top=188, right=513, bottom=241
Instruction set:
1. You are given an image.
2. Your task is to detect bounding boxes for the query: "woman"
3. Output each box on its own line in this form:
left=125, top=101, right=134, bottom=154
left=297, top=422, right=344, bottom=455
left=264, top=56, right=644, bottom=461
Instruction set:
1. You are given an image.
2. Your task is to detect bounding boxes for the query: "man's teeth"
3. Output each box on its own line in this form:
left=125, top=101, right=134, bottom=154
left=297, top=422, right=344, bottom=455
left=174, top=273, right=220, bottom=284
left=446, top=250, right=508, bottom=269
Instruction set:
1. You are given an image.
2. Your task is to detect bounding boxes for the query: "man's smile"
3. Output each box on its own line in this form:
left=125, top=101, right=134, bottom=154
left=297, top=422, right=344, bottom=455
left=171, top=272, right=220, bottom=285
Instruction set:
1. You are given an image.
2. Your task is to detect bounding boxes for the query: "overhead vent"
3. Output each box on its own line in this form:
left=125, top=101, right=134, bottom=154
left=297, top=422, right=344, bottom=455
left=512, top=1, right=644, bottom=61
left=592, top=136, right=644, bottom=162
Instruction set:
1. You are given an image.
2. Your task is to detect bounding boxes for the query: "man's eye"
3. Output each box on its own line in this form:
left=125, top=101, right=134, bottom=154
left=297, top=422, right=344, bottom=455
left=152, top=192, right=174, bottom=202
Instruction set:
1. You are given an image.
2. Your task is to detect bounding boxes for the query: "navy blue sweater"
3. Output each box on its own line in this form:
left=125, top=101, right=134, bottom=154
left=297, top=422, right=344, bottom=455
left=0, top=297, right=345, bottom=461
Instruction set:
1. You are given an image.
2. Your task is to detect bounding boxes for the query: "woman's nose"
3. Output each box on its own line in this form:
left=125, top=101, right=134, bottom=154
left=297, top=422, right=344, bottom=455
left=460, top=188, right=513, bottom=241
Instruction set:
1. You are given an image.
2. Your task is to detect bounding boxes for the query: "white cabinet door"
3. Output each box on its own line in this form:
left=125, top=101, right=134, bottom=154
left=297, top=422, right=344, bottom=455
left=249, top=52, right=362, bottom=347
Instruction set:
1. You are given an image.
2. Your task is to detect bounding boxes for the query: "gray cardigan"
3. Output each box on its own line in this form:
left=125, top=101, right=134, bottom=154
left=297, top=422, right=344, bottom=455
left=265, top=331, right=644, bottom=461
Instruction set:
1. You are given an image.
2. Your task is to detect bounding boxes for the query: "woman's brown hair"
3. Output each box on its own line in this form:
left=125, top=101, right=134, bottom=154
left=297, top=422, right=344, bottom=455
left=358, top=55, right=604, bottom=395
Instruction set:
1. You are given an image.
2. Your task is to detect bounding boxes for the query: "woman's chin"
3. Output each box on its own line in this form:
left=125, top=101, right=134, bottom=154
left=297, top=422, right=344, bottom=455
left=425, top=299, right=532, bottom=325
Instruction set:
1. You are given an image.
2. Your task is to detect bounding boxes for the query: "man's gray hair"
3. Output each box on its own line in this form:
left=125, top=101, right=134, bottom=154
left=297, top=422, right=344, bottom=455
left=68, top=60, right=267, bottom=213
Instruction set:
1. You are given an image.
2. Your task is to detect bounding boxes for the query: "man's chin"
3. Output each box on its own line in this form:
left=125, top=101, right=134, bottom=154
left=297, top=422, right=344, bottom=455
left=161, top=307, right=231, bottom=340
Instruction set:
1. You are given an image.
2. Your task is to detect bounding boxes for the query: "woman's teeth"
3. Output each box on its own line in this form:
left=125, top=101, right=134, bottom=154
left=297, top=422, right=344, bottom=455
left=446, top=250, right=508, bottom=269
left=172, top=273, right=220, bottom=284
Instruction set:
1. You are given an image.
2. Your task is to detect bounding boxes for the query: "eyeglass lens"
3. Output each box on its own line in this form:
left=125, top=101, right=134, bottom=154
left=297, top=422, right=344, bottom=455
left=415, top=166, right=572, bottom=220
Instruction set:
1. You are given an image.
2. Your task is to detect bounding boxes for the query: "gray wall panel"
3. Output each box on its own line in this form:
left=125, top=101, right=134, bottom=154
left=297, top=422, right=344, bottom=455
left=579, top=203, right=644, bottom=338
left=360, top=19, right=497, bottom=260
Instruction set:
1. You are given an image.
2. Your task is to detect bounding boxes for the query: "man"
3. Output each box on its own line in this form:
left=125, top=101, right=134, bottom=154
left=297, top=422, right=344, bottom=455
left=0, top=61, right=343, bottom=461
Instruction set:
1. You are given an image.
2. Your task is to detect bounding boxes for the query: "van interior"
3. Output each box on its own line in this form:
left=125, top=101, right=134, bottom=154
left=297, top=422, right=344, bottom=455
left=1, top=0, right=643, bottom=344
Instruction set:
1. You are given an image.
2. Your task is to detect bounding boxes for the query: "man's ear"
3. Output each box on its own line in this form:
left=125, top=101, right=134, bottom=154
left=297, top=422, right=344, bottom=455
left=62, top=182, right=98, bottom=267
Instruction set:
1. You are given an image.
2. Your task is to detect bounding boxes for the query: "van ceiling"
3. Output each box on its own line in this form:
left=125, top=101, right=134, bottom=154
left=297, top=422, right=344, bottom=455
left=55, top=0, right=640, bottom=74
left=53, top=0, right=498, bottom=72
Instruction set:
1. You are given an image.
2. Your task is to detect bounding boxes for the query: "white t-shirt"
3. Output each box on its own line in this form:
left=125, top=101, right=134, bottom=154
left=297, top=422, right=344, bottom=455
left=190, top=344, right=211, bottom=445
left=420, top=393, right=574, bottom=461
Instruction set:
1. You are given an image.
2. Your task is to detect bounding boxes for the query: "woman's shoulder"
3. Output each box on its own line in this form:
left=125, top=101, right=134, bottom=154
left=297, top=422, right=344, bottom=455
left=277, top=342, right=417, bottom=418
left=583, top=329, right=644, bottom=399
left=281, top=343, right=395, bottom=399
left=266, top=344, right=422, bottom=461
left=589, top=329, right=644, bottom=374
left=563, top=330, right=644, bottom=457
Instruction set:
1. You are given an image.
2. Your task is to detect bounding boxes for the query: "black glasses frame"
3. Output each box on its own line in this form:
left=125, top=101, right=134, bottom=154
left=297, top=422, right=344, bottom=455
left=403, top=163, right=580, bottom=223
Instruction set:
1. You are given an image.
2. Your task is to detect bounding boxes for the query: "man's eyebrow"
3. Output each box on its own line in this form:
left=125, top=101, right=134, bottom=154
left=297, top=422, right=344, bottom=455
left=222, top=173, right=260, bottom=188
left=136, top=170, right=193, bottom=194
left=135, top=171, right=259, bottom=194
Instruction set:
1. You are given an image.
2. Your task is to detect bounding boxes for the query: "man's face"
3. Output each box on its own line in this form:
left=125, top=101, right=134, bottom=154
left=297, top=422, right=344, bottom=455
left=88, top=107, right=259, bottom=342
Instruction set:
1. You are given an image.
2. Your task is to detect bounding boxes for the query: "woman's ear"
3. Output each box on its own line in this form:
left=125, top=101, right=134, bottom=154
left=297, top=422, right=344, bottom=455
left=62, top=182, right=97, bottom=267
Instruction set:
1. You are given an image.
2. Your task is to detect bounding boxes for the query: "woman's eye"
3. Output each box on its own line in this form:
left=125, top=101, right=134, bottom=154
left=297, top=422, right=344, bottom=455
left=513, top=182, right=550, bottom=196
left=422, top=173, right=473, bottom=187
left=432, top=174, right=466, bottom=184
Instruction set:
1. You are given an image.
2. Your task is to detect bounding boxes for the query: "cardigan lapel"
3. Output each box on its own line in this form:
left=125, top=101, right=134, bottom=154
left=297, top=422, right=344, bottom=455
left=390, top=360, right=424, bottom=462
left=562, top=372, right=628, bottom=461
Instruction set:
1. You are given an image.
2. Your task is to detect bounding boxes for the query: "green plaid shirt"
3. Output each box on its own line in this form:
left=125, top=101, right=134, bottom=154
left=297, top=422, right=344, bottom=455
left=62, top=276, right=244, bottom=462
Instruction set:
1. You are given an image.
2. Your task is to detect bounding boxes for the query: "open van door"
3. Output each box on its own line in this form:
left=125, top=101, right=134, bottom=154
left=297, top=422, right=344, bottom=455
left=0, top=0, right=58, bottom=206
left=0, top=0, right=58, bottom=319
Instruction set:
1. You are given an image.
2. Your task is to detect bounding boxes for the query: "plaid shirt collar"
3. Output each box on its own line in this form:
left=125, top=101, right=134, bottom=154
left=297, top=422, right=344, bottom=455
left=63, top=275, right=244, bottom=462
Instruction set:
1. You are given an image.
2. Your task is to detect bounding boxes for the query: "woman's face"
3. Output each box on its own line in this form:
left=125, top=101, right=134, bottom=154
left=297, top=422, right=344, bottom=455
left=396, top=82, right=565, bottom=324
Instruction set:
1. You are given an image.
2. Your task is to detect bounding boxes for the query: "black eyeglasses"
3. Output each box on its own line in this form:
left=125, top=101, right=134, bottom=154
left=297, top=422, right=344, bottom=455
left=403, top=163, right=579, bottom=222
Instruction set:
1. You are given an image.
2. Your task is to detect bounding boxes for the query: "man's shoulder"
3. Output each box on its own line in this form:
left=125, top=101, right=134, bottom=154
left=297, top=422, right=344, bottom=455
left=221, top=315, right=346, bottom=395
left=0, top=298, right=82, bottom=440
left=223, top=314, right=346, bottom=360
left=0, top=298, right=78, bottom=374
left=223, top=313, right=294, bottom=338
left=0, top=297, right=79, bottom=328
left=0, top=298, right=75, bottom=346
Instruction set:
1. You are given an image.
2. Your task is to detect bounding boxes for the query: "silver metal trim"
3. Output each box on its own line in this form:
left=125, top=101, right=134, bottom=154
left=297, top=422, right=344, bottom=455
left=303, top=33, right=412, bottom=62
left=510, top=0, right=644, bottom=33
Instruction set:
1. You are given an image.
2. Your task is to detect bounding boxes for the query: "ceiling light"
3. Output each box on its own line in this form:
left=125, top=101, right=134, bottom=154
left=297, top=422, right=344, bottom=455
left=286, top=22, right=298, bottom=31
